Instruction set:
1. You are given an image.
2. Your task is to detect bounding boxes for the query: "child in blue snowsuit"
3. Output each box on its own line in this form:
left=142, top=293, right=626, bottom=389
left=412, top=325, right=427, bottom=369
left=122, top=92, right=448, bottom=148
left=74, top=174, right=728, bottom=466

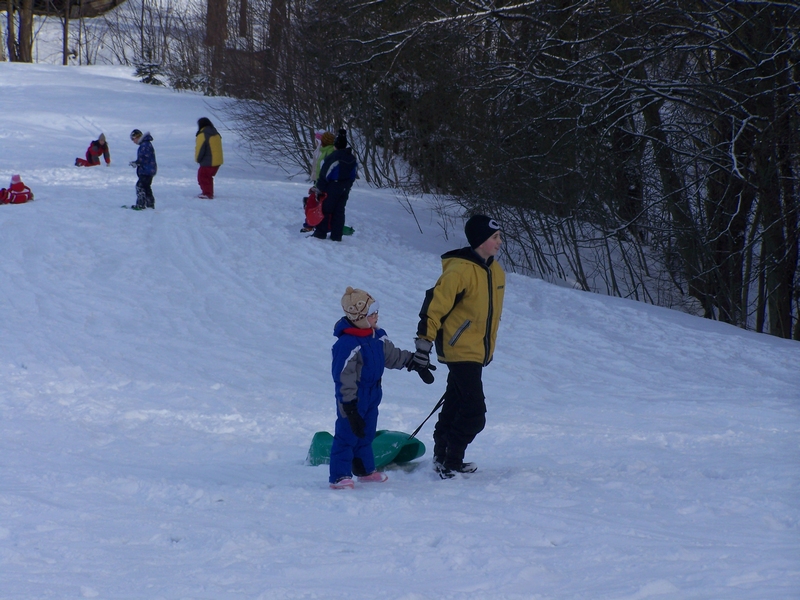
left=129, top=129, right=157, bottom=210
left=329, top=287, right=431, bottom=489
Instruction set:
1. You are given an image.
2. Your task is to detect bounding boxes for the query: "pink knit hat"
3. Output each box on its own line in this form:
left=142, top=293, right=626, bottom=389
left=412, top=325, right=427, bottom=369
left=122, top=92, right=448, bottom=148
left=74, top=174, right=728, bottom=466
left=10, top=174, right=21, bottom=185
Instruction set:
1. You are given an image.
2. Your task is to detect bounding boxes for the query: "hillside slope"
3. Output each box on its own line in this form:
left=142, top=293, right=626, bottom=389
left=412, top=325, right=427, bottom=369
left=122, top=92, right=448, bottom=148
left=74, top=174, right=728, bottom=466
left=0, top=63, right=798, bottom=600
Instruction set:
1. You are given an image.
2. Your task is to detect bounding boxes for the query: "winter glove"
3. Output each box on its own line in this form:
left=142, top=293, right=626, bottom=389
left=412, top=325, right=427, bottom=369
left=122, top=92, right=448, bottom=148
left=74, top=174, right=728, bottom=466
left=129, top=161, right=137, bottom=168
left=341, top=401, right=366, bottom=438
left=410, top=363, right=436, bottom=384
left=407, top=338, right=433, bottom=372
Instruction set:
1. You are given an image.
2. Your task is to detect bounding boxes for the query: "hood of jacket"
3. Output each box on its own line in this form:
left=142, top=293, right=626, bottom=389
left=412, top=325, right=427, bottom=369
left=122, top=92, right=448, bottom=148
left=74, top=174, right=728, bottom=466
left=441, top=246, right=496, bottom=268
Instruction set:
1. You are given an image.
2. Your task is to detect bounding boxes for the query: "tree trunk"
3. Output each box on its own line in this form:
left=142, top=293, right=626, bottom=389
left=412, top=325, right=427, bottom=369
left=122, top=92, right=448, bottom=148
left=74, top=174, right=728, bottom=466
left=18, top=0, right=33, bottom=62
left=62, top=0, right=70, bottom=65
left=758, top=138, right=796, bottom=338
left=206, top=0, right=227, bottom=93
left=238, top=0, right=247, bottom=38
left=640, top=97, right=708, bottom=314
left=703, top=116, right=755, bottom=326
left=7, top=0, right=19, bottom=61
left=262, top=0, right=286, bottom=88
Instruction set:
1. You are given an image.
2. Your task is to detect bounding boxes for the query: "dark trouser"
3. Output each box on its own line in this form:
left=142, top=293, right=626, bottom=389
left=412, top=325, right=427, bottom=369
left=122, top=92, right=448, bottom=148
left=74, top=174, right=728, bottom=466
left=313, top=186, right=350, bottom=241
left=136, top=174, right=155, bottom=208
left=197, top=165, right=219, bottom=197
left=432, top=362, right=486, bottom=468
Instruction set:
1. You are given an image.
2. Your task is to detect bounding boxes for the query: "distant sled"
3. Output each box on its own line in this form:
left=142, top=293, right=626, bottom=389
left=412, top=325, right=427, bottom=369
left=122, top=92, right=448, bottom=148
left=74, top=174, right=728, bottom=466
left=305, top=430, right=425, bottom=468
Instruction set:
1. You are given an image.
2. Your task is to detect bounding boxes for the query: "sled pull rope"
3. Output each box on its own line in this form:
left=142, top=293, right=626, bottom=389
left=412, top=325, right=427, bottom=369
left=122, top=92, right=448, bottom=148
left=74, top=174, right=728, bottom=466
left=408, top=393, right=446, bottom=440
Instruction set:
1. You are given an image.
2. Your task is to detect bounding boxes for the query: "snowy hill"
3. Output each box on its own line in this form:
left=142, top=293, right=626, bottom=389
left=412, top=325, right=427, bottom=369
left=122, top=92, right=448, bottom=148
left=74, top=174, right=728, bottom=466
left=1, top=63, right=798, bottom=599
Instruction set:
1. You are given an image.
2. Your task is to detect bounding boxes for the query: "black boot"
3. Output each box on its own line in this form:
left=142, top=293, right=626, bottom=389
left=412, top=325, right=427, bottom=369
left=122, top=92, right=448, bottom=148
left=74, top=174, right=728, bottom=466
left=434, top=460, right=478, bottom=479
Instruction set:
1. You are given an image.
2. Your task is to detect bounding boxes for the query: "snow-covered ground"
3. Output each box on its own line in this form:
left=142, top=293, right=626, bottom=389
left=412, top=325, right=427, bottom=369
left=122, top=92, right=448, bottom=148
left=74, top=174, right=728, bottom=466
left=1, top=63, right=798, bottom=600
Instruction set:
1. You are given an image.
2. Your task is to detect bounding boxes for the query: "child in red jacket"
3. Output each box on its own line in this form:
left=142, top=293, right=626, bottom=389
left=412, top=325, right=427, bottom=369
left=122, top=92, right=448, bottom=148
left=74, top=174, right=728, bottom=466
left=75, top=133, right=111, bottom=167
left=0, top=174, right=34, bottom=204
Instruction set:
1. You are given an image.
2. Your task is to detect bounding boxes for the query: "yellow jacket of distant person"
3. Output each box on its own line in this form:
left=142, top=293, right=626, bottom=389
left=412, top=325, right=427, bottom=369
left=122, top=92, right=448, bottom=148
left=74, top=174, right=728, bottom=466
left=195, top=125, right=224, bottom=167
left=417, top=247, right=505, bottom=365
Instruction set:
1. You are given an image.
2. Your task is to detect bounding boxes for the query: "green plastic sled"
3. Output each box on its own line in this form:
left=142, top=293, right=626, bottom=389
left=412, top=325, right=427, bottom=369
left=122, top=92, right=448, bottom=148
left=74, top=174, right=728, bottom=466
left=305, top=430, right=425, bottom=467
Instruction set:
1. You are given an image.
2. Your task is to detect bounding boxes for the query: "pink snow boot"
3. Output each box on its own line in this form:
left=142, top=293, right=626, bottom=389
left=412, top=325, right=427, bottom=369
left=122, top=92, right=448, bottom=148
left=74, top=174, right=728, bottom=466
left=357, top=471, right=388, bottom=483
left=330, top=477, right=355, bottom=490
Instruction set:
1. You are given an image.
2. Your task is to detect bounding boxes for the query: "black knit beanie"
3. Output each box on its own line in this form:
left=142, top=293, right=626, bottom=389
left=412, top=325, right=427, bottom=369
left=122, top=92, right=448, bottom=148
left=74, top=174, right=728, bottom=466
left=464, top=215, right=501, bottom=249
left=334, top=128, right=348, bottom=149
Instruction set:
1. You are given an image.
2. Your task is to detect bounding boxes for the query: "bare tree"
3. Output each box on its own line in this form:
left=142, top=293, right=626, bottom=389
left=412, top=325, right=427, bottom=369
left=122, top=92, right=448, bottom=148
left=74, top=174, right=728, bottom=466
left=280, top=0, right=799, bottom=338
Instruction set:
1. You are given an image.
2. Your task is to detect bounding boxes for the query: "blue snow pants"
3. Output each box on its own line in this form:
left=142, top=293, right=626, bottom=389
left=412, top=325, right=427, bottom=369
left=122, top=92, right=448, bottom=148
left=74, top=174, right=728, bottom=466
left=329, top=395, right=379, bottom=483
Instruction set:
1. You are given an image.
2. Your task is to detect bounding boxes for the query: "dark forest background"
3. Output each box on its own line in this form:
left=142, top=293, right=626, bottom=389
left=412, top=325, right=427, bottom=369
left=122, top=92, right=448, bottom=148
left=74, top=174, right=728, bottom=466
left=5, top=0, right=799, bottom=339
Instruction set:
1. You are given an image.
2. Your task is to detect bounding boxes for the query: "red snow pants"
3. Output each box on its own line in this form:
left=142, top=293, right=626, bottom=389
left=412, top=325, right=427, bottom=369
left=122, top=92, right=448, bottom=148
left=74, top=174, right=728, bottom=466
left=197, top=166, right=220, bottom=198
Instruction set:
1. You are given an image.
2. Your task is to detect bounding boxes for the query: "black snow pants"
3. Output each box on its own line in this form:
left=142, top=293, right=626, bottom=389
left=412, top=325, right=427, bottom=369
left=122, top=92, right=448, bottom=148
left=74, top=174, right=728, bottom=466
left=313, top=184, right=351, bottom=241
left=136, top=175, right=155, bottom=209
left=432, top=362, right=487, bottom=468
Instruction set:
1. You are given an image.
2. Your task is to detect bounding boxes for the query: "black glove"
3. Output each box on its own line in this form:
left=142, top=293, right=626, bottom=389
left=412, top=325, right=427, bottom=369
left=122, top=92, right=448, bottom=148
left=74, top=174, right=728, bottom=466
left=341, top=401, right=366, bottom=438
left=407, top=338, right=433, bottom=372
left=413, top=364, right=436, bottom=384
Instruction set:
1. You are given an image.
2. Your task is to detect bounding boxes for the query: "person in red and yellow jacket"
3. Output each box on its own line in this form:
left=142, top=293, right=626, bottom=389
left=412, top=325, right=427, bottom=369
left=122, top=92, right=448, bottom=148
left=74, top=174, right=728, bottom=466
left=75, top=133, right=111, bottom=167
left=195, top=117, right=224, bottom=199
left=411, top=215, right=505, bottom=479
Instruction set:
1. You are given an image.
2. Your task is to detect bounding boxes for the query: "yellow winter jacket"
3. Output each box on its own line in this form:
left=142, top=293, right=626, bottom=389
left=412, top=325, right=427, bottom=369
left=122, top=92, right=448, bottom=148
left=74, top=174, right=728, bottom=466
left=195, top=125, right=224, bottom=167
left=417, top=247, right=505, bottom=365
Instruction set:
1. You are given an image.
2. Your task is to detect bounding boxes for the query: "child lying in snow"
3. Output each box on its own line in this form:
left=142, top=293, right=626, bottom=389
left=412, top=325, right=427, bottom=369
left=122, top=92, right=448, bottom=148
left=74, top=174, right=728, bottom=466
left=0, top=174, right=34, bottom=204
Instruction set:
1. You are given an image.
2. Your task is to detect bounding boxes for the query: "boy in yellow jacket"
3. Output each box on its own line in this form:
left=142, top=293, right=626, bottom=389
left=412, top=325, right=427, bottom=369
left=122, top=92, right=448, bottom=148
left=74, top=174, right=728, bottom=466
left=195, top=117, right=224, bottom=199
left=412, top=215, right=505, bottom=478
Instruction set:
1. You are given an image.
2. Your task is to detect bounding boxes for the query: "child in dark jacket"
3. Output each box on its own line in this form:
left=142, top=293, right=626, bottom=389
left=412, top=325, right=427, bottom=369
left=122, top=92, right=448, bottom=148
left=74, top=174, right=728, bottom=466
left=313, top=129, right=358, bottom=242
left=75, top=133, right=111, bottom=167
left=329, top=287, right=433, bottom=489
left=128, top=129, right=157, bottom=210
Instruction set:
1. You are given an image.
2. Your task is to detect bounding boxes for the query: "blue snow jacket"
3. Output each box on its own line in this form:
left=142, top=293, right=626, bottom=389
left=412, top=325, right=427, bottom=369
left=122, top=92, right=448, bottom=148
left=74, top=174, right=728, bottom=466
left=331, top=317, right=411, bottom=413
left=134, top=133, right=157, bottom=177
left=316, top=148, right=357, bottom=196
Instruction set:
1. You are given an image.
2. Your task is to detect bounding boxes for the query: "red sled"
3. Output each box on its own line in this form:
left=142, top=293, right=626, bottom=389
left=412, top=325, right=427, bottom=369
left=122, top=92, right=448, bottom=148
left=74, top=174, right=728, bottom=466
left=303, top=188, right=326, bottom=227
